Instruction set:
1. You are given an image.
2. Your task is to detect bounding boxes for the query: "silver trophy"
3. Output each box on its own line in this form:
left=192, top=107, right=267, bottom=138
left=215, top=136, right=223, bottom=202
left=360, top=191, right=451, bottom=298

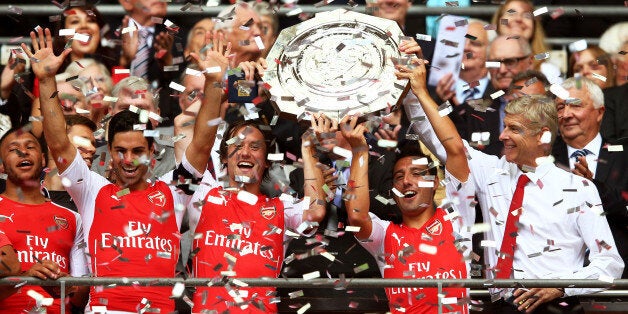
left=263, top=9, right=410, bottom=121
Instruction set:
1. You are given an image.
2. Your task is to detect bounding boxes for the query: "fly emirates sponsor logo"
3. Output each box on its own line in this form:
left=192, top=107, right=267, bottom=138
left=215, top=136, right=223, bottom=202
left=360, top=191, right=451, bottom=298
left=18, top=235, right=68, bottom=269
left=389, top=261, right=464, bottom=295
left=203, top=223, right=276, bottom=260
left=100, top=221, right=174, bottom=253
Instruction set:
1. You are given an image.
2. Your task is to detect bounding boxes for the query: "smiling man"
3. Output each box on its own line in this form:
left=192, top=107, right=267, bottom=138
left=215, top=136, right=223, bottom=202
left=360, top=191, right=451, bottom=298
left=414, top=82, right=623, bottom=313
left=181, top=33, right=326, bottom=312
left=26, top=27, right=198, bottom=313
left=0, top=126, right=88, bottom=313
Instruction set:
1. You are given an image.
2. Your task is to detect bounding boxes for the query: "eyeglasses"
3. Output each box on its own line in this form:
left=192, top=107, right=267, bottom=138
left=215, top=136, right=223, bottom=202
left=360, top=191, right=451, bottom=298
left=488, top=55, right=530, bottom=69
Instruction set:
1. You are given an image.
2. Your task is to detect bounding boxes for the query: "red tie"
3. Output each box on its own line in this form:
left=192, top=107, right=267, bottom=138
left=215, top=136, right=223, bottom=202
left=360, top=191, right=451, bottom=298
left=495, top=174, right=530, bottom=279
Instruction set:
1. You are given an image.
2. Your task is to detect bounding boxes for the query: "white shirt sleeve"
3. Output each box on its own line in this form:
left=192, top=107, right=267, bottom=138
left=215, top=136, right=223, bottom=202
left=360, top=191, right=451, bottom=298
left=357, top=213, right=390, bottom=263
left=69, top=211, right=89, bottom=277
left=282, top=194, right=308, bottom=231
left=59, top=150, right=110, bottom=236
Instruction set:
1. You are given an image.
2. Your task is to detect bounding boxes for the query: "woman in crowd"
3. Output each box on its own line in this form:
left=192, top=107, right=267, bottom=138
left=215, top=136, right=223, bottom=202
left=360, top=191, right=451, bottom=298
left=569, top=46, right=616, bottom=90
left=491, top=0, right=561, bottom=82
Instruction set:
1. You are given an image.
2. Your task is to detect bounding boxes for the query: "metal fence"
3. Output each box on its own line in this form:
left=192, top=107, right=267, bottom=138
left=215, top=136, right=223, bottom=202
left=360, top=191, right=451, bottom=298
left=2, top=277, right=628, bottom=313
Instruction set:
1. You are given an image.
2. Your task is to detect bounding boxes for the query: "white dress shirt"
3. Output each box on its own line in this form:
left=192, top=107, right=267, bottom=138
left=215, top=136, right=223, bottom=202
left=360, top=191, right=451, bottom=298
left=455, top=75, right=490, bottom=103
left=405, top=100, right=624, bottom=298
left=566, top=133, right=602, bottom=176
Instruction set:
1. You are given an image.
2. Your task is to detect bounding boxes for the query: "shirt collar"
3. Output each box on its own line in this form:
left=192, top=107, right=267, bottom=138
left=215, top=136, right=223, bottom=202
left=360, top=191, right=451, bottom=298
left=455, top=75, right=490, bottom=101
left=566, top=133, right=602, bottom=157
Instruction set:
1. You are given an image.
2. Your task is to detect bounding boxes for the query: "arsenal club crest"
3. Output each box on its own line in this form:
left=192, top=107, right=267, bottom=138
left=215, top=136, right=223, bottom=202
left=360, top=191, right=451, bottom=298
left=54, top=216, right=69, bottom=230
left=425, top=219, right=443, bottom=236
left=148, top=190, right=167, bottom=207
left=260, top=205, right=277, bottom=220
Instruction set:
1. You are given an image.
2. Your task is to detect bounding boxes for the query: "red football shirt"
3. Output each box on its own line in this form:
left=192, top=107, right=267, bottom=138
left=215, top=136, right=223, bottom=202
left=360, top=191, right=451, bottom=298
left=0, top=197, right=85, bottom=314
left=191, top=185, right=306, bottom=313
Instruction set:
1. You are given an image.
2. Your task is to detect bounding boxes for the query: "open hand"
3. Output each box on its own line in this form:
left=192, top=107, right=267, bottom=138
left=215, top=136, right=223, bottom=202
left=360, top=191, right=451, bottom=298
left=21, top=28, right=72, bottom=80
left=189, top=31, right=232, bottom=83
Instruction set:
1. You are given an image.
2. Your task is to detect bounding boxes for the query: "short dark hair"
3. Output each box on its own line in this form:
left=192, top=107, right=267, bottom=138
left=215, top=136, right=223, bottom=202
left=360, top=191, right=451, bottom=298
left=511, top=70, right=550, bottom=88
left=219, top=119, right=273, bottom=181
left=65, top=114, right=97, bottom=132
left=0, top=126, right=48, bottom=165
left=107, top=110, right=154, bottom=149
left=395, top=142, right=437, bottom=176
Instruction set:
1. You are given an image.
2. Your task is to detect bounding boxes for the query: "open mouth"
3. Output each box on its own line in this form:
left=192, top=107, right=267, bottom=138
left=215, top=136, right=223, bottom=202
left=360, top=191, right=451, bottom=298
left=17, top=160, right=34, bottom=168
left=121, top=165, right=139, bottom=176
left=237, top=161, right=255, bottom=170
left=403, top=191, right=417, bottom=198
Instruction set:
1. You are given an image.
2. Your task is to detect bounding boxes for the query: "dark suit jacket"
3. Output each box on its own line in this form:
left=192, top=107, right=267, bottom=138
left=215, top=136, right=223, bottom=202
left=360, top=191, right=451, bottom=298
left=601, top=84, right=628, bottom=143
left=278, top=151, right=399, bottom=312
left=552, top=136, right=628, bottom=278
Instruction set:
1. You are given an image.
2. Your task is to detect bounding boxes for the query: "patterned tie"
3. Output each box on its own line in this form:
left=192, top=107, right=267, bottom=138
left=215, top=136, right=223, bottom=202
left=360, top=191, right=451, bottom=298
left=131, top=28, right=150, bottom=79
left=495, top=174, right=530, bottom=279
left=570, top=149, right=592, bottom=162
left=462, top=87, right=479, bottom=103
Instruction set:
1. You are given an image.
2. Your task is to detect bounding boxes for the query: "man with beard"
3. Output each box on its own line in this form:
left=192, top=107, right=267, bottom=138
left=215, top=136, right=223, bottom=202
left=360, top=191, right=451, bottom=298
left=26, top=27, right=197, bottom=313
left=0, top=126, right=88, bottom=313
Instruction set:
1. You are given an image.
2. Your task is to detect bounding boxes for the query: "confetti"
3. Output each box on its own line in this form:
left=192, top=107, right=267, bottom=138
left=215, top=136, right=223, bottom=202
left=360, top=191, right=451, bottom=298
left=297, top=303, right=311, bottom=314
left=485, top=61, right=501, bottom=68
left=59, top=28, right=75, bottom=36
left=590, top=72, right=607, bottom=82
left=568, top=39, right=588, bottom=53
left=490, top=90, right=505, bottom=99
left=540, top=131, right=552, bottom=144
left=534, top=52, right=550, bottom=60
left=419, top=243, right=437, bottom=255
left=607, top=145, right=623, bottom=152
left=415, top=33, right=432, bottom=41
left=533, top=7, right=548, bottom=16
left=550, top=84, right=570, bottom=99
left=237, top=190, right=258, bottom=205
left=550, top=7, right=565, bottom=19
left=169, top=81, right=185, bottom=92
left=302, top=271, right=320, bottom=280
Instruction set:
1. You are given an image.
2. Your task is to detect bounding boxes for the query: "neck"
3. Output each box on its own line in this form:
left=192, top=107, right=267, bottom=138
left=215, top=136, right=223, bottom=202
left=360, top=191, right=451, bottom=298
left=459, top=67, right=487, bottom=84
left=401, top=206, right=435, bottom=230
left=566, top=134, right=597, bottom=150
left=2, top=182, right=46, bottom=205
left=131, top=14, right=154, bottom=27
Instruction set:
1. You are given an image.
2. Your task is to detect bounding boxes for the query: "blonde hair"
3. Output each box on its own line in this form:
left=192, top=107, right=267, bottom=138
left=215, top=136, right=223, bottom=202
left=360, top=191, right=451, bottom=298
left=492, top=0, right=549, bottom=71
left=505, top=95, right=558, bottom=146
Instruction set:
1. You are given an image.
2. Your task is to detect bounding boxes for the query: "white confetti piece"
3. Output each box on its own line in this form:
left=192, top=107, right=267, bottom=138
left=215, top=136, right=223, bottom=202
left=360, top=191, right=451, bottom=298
left=73, top=33, right=90, bottom=43
left=91, top=306, right=107, bottom=312
left=206, top=195, right=223, bottom=205
left=237, top=190, right=258, bottom=205
left=481, top=240, right=496, bottom=247
left=254, top=36, right=265, bottom=50
left=534, top=52, right=550, bottom=60
left=607, top=144, right=623, bottom=152
left=391, top=187, right=404, bottom=198
left=143, top=130, right=160, bottom=137
left=164, top=19, right=175, bottom=28
left=533, top=7, right=548, bottom=16
left=172, top=282, right=185, bottom=297
left=485, top=61, right=501, bottom=68
left=169, top=81, right=186, bottom=92
left=72, top=135, right=92, bottom=148
left=332, top=146, right=352, bottom=160
left=221, top=270, right=236, bottom=276
left=377, top=139, right=397, bottom=148
left=206, top=117, right=222, bottom=126
left=185, top=67, right=203, bottom=76
left=568, top=39, right=587, bottom=53
left=321, top=252, right=335, bottom=261
left=286, top=7, right=303, bottom=16
left=75, top=107, right=90, bottom=114
left=27, top=290, right=53, bottom=306
left=297, top=303, right=311, bottom=314
left=418, top=243, right=437, bottom=255
left=148, top=111, right=163, bottom=123
left=418, top=181, right=434, bottom=188
left=540, top=131, right=552, bottom=144
left=121, top=26, right=138, bottom=34
left=490, top=90, right=505, bottom=99
left=268, top=153, right=284, bottom=161
left=103, top=96, right=118, bottom=102
left=471, top=132, right=490, bottom=142
left=204, top=66, right=222, bottom=74
left=591, top=72, right=607, bottom=82
left=375, top=195, right=389, bottom=205
left=345, top=226, right=361, bottom=232
left=114, top=68, right=130, bottom=74
left=59, top=28, right=75, bottom=36
left=415, top=33, right=432, bottom=41
left=441, top=296, right=458, bottom=304
left=550, top=84, right=570, bottom=99
left=302, top=271, right=320, bottom=280
left=412, top=157, right=428, bottom=165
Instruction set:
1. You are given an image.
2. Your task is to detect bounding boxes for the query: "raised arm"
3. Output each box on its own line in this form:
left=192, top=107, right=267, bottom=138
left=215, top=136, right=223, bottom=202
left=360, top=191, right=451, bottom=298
left=184, top=32, right=231, bottom=174
left=395, top=45, right=469, bottom=182
left=299, top=114, right=330, bottom=224
left=22, top=28, right=75, bottom=173
left=340, top=115, right=372, bottom=240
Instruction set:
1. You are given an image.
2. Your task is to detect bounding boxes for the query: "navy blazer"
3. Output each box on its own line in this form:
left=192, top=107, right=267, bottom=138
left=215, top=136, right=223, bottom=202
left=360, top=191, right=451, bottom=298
left=552, top=136, right=628, bottom=278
